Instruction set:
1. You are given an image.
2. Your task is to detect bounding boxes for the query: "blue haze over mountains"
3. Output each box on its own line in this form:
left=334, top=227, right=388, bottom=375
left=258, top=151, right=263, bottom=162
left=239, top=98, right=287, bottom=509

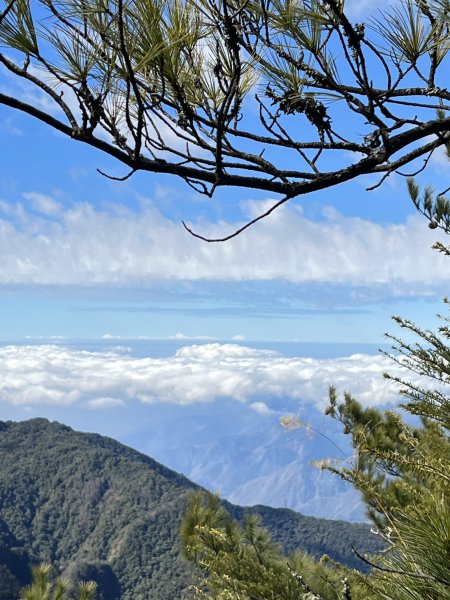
left=4, top=339, right=388, bottom=522
left=125, top=400, right=366, bottom=522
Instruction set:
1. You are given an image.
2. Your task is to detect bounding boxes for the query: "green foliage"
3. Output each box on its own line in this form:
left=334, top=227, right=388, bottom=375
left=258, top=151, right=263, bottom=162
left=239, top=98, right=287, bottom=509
left=0, top=563, right=22, bottom=600
left=63, top=562, right=120, bottom=600
left=407, top=176, right=450, bottom=236
left=228, top=503, right=385, bottom=573
left=385, top=309, right=450, bottom=428
left=181, top=492, right=369, bottom=599
left=365, top=496, right=450, bottom=599
left=19, top=563, right=97, bottom=600
left=0, top=418, right=380, bottom=599
left=325, top=389, right=447, bottom=528
left=0, top=419, right=197, bottom=599
left=325, top=306, right=450, bottom=599
left=371, top=0, right=444, bottom=62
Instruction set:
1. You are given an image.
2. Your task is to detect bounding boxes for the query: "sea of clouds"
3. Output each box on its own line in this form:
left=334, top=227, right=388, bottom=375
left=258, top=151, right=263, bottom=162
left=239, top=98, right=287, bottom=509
left=0, top=342, right=426, bottom=412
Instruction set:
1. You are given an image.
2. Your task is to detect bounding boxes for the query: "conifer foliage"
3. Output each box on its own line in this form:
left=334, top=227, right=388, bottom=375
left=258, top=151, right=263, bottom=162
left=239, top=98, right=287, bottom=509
left=2, top=0, right=450, bottom=238
left=19, top=564, right=97, bottom=600
left=181, top=492, right=367, bottom=599
left=324, top=310, right=450, bottom=599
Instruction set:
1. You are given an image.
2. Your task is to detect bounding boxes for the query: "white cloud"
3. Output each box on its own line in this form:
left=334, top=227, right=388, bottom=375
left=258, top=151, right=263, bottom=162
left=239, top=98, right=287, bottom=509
left=87, top=397, right=126, bottom=409
left=0, top=343, right=427, bottom=411
left=23, top=192, right=62, bottom=216
left=24, top=335, right=67, bottom=340
left=249, top=401, right=273, bottom=415
left=0, top=195, right=448, bottom=294
left=169, top=332, right=218, bottom=340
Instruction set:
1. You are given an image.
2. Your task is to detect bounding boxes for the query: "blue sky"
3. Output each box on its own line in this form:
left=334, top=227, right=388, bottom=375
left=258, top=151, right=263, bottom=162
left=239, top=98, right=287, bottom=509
left=1, top=0, right=449, bottom=345
left=1, top=0, right=450, bottom=432
left=2, top=0, right=450, bottom=520
left=0, top=102, right=449, bottom=343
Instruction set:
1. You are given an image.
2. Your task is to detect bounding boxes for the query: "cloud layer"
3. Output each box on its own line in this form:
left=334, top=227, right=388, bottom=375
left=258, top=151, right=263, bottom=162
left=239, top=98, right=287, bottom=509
left=0, top=195, right=448, bottom=294
left=0, top=343, right=422, bottom=410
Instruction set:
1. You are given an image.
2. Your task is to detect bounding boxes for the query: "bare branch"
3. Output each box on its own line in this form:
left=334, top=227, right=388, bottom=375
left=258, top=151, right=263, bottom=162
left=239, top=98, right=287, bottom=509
left=351, top=546, right=450, bottom=587
left=182, top=193, right=292, bottom=242
left=97, top=167, right=137, bottom=181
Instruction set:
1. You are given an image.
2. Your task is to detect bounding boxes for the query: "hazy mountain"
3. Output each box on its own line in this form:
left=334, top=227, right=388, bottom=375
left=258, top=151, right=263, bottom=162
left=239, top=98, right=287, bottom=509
left=0, top=418, right=383, bottom=599
left=117, top=399, right=365, bottom=522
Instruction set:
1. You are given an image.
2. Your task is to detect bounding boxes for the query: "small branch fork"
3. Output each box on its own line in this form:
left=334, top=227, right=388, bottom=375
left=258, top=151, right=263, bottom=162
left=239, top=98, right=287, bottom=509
left=1, top=0, right=450, bottom=240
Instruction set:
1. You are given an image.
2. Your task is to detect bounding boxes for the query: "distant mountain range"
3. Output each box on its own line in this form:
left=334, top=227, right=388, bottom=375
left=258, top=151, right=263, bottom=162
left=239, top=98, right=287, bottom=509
left=0, top=419, right=384, bottom=599
left=117, top=398, right=366, bottom=521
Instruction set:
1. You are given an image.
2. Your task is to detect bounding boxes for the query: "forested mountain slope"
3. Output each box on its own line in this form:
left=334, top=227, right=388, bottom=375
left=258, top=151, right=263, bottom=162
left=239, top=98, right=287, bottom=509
left=0, top=419, right=384, bottom=599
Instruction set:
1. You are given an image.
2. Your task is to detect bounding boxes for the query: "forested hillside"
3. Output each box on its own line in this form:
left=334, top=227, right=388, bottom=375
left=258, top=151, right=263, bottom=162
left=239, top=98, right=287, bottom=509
left=0, top=419, right=384, bottom=599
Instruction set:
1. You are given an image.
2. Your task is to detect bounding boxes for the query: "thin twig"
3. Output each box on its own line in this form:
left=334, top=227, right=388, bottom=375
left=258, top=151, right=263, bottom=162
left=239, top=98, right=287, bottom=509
left=351, top=546, right=450, bottom=587
left=182, top=193, right=292, bottom=242
left=96, top=167, right=136, bottom=181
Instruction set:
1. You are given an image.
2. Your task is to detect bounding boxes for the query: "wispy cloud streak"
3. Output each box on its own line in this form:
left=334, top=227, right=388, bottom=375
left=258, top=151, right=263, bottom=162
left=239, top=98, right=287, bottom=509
left=0, top=195, right=448, bottom=294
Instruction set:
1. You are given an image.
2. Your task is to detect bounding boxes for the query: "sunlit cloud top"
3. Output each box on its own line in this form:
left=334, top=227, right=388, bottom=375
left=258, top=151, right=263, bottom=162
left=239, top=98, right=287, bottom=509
left=0, top=343, right=423, bottom=410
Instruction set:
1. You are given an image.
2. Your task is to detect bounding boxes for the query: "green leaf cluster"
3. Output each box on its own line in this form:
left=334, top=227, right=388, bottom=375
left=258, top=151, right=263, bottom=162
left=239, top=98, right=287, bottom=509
left=181, top=492, right=369, bottom=599
left=323, top=308, right=450, bottom=598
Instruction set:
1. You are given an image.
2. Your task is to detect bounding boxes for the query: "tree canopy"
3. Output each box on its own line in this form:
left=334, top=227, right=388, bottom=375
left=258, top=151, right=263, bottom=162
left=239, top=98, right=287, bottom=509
left=1, top=0, right=450, bottom=239
left=0, top=418, right=382, bottom=598
left=181, top=492, right=370, bottom=599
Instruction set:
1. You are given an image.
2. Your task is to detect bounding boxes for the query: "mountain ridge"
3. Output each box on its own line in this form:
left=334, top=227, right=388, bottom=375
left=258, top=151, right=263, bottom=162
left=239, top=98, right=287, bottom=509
left=0, top=418, right=384, bottom=599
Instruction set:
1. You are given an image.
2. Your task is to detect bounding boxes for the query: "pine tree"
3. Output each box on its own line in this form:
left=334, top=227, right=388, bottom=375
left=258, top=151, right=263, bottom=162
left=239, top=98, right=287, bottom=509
left=323, top=308, right=450, bottom=599
left=3, top=0, right=450, bottom=239
left=181, top=491, right=369, bottom=599
left=19, top=563, right=97, bottom=600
